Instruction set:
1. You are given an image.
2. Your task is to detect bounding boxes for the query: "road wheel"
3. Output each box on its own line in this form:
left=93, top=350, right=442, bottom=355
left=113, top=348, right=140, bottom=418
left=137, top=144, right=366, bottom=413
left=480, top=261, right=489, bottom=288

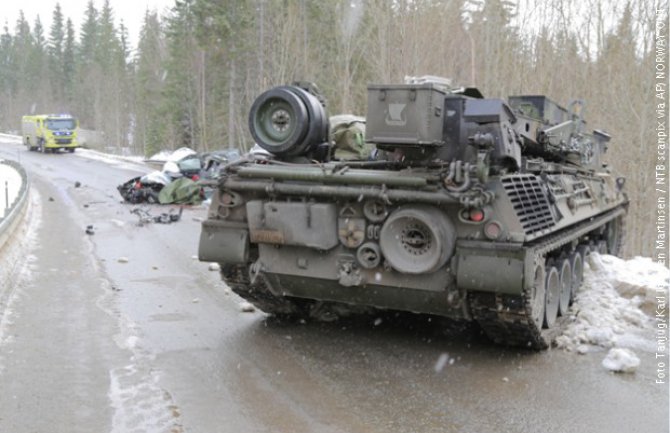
left=588, top=242, right=599, bottom=254
left=597, top=240, right=608, bottom=254
left=570, top=251, right=584, bottom=304
left=558, top=258, right=572, bottom=316
left=543, top=264, right=560, bottom=328
left=528, top=260, right=546, bottom=329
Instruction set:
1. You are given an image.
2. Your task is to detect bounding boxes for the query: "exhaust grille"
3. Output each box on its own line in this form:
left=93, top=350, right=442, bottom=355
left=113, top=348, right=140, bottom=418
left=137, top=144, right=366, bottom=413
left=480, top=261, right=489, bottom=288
left=501, top=174, right=556, bottom=235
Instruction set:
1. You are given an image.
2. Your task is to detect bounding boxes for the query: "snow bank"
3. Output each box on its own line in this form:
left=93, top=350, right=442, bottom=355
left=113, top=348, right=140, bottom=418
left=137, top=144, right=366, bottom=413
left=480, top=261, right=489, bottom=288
left=0, top=133, right=22, bottom=143
left=75, top=148, right=148, bottom=170
left=557, top=253, right=669, bottom=367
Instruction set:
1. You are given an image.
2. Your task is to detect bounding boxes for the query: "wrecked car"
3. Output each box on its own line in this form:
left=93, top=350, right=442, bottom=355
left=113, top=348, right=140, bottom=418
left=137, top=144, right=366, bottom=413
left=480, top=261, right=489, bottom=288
left=120, top=147, right=243, bottom=204
left=118, top=169, right=205, bottom=205
left=117, top=171, right=172, bottom=204
left=201, top=149, right=242, bottom=178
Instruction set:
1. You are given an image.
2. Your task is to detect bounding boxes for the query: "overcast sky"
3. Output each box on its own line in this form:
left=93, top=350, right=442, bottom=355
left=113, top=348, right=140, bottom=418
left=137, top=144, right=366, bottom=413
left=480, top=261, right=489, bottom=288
left=0, top=0, right=174, bottom=47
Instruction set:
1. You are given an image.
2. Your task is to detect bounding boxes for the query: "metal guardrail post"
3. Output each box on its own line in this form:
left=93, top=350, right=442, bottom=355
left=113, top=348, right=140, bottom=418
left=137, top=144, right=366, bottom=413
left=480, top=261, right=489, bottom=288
left=0, top=160, right=30, bottom=251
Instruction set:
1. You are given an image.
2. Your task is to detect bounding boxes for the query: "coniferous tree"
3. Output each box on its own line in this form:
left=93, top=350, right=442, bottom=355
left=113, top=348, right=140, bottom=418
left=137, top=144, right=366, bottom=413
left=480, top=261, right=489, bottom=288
left=163, top=0, right=200, bottom=150
left=75, top=0, right=99, bottom=128
left=62, top=19, right=76, bottom=106
left=134, top=10, right=167, bottom=156
left=118, top=20, right=130, bottom=63
left=29, top=16, right=52, bottom=112
left=192, top=0, right=265, bottom=150
left=13, top=13, right=37, bottom=115
left=48, top=4, right=66, bottom=106
left=79, top=1, right=98, bottom=65
left=0, top=23, right=15, bottom=126
left=96, top=0, right=129, bottom=148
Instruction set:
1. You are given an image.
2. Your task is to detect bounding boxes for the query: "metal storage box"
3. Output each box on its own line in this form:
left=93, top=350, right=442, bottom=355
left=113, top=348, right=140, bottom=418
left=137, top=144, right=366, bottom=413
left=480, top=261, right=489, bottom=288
left=366, top=83, right=447, bottom=146
left=508, top=95, right=568, bottom=124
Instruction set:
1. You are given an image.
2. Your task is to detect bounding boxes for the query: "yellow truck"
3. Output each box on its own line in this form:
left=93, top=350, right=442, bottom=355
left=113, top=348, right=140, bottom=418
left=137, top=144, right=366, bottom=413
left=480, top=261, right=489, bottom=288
left=22, top=114, right=79, bottom=153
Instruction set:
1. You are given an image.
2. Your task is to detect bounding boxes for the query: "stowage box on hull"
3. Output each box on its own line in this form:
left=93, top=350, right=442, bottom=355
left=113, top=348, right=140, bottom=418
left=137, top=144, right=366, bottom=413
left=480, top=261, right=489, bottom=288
left=366, top=83, right=448, bottom=146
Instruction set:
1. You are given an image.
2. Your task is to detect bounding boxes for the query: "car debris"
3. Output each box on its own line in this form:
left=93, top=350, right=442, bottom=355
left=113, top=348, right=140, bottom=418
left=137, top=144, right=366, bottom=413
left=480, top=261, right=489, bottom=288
left=83, top=201, right=106, bottom=208
left=130, top=206, right=183, bottom=226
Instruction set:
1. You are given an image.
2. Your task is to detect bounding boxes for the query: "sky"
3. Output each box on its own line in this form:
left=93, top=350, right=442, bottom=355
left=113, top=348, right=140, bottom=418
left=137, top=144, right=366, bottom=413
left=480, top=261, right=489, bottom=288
left=0, top=0, right=175, bottom=48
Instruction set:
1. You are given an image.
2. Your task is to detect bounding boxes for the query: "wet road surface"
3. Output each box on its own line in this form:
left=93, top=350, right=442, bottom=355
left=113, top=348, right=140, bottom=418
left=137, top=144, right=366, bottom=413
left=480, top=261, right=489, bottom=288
left=0, top=139, right=667, bottom=433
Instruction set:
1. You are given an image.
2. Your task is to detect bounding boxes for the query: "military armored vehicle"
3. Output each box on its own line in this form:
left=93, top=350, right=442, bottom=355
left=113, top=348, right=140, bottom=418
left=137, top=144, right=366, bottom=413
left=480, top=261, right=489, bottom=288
left=199, top=77, right=628, bottom=349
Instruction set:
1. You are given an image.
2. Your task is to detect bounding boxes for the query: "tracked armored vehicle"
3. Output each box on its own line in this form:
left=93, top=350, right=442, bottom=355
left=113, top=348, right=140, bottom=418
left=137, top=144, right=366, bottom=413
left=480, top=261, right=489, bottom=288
left=199, top=77, right=628, bottom=349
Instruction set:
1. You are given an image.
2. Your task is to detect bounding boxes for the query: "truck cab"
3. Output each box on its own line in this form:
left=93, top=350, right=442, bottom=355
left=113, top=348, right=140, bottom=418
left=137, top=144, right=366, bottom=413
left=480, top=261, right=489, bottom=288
left=22, top=114, right=79, bottom=153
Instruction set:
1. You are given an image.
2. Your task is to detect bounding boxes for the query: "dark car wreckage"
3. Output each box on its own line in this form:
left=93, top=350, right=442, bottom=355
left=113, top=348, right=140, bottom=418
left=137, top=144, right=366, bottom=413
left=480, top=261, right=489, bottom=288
left=118, top=149, right=241, bottom=204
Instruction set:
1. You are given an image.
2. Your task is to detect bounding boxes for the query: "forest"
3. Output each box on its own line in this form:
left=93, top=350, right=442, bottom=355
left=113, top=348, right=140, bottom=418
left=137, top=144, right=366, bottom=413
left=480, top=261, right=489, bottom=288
left=0, top=0, right=666, bottom=258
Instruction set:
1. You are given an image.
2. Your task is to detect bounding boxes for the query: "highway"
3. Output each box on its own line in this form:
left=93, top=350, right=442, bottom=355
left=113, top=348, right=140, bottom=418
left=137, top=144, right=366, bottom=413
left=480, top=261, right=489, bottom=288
left=0, top=137, right=666, bottom=433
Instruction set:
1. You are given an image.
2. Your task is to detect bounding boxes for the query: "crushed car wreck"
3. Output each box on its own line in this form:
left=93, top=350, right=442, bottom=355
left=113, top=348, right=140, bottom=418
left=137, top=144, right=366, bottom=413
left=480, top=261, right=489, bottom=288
left=118, top=147, right=241, bottom=204
left=117, top=171, right=172, bottom=204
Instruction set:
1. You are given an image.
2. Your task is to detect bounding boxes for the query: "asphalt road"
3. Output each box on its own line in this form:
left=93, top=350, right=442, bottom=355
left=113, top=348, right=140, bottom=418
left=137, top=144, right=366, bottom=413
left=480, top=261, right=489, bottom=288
left=0, top=138, right=667, bottom=433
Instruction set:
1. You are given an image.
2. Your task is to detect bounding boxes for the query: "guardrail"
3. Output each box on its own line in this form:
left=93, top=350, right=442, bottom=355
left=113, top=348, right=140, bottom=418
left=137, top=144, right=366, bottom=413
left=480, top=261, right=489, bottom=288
left=0, top=159, right=29, bottom=251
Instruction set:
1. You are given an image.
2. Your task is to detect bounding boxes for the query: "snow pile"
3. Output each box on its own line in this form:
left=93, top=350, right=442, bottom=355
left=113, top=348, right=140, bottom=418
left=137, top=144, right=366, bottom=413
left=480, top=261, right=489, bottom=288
left=589, top=255, right=669, bottom=313
left=602, top=348, right=641, bottom=373
left=557, top=254, right=669, bottom=360
left=239, top=301, right=256, bottom=313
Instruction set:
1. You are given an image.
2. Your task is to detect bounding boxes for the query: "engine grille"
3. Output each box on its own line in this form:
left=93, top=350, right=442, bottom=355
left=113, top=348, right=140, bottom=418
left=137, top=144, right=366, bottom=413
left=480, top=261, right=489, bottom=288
left=501, top=174, right=556, bottom=235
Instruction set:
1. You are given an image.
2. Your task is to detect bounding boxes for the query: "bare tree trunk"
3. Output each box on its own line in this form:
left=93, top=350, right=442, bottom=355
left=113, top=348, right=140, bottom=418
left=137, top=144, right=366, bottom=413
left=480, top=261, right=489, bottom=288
left=199, top=49, right=207, bottom=152
left=228, top=59, right=236, bottom=149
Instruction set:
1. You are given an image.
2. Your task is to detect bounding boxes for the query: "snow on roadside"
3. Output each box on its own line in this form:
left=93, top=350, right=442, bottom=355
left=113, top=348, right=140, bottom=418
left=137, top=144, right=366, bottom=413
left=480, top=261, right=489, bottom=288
left=75, top=148, right=149, bottom=171
left=0, top=190, right=43, bottom=375
left=0, top=133, right=22, bottom=143
left=557, top=253, right=669, bottom=369
left=1, top=131, right=152, bottom=172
